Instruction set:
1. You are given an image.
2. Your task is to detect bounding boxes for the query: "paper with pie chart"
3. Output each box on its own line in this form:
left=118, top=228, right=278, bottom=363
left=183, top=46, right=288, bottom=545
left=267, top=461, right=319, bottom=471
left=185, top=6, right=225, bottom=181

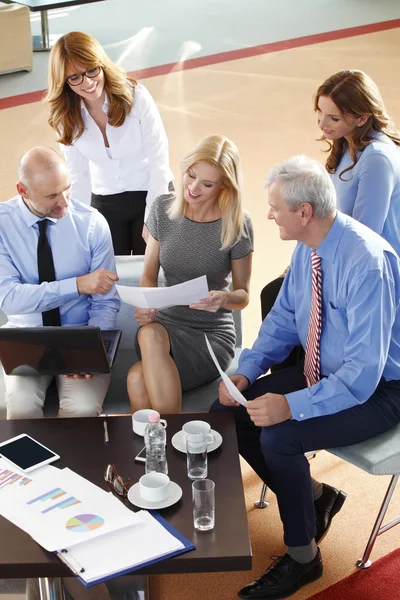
left=0, top=467, right=139, bottom=551
left=205, top=334, right=248, bottom=406
left=66, top=514, right=105, bottom=532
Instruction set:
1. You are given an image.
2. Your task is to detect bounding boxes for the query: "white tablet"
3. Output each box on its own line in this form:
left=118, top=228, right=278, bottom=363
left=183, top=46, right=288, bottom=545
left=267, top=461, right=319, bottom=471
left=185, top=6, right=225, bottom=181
left=0, top=434, right=60, bottom=473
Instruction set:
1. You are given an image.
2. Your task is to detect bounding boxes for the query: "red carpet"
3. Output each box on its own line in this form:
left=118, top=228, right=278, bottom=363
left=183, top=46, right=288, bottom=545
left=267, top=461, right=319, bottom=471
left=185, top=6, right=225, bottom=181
left=307, top=548, right=400, bottom=599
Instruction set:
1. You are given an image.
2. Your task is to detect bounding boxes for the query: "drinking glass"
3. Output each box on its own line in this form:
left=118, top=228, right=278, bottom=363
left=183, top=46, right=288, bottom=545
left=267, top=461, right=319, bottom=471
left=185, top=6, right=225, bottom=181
left=186, top=433, right=208, bottom=480
left=192, top=479, right=215, bottom=531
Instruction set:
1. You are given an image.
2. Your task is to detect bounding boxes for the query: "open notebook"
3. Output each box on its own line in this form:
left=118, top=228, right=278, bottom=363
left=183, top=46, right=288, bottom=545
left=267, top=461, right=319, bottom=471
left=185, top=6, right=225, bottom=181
left=58, top=510, right=194, bottom=586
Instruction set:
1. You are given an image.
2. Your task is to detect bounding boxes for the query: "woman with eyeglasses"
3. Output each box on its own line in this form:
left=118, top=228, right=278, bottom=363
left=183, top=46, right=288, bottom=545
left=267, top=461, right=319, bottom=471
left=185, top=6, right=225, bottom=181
left=45, top=31, right=173, bottom=255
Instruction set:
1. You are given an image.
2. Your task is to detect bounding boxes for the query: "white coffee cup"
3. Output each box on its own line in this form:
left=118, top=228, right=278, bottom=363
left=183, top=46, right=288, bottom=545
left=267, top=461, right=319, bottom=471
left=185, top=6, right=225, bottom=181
left=132, top=409, right=167, bottom=436
left=139, top=472, right=170, bottom=502
left=182, top=420, right=214, bottom=445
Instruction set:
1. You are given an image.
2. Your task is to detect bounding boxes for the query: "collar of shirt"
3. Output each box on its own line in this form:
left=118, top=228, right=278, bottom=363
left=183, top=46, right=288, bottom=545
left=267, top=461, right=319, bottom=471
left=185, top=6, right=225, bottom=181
left=80, top=93, right=109, bottom=118
left=18, top=196, right=59, bottom=228
left=315, top=210, right=346, bottom=264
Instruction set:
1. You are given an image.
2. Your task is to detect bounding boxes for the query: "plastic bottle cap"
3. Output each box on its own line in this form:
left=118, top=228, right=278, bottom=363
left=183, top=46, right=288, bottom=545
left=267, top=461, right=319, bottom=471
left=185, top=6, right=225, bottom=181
left=148, top=411, right=160, bottom=423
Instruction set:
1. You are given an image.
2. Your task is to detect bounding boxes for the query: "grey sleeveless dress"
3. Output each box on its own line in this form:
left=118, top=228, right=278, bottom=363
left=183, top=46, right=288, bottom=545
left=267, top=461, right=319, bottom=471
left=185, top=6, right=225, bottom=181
left=141, top=193, right=254, bottom=392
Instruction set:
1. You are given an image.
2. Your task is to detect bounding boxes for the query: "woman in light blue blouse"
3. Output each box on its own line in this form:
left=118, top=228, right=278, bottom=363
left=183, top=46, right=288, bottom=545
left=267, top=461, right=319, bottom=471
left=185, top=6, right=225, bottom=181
left=315, top=69, right=400, bottom=256
left=261, top=70, right=400, bottom=372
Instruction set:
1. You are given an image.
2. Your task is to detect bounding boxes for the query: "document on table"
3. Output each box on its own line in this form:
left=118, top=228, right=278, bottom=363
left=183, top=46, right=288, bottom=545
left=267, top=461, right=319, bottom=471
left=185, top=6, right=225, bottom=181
left=0, top=464, right=194, bottom=586
left=0, top=466, right=139, bottom=551
left=117, top=275, right=209, bottom=309
left=61, top=510, right=192, bottom=586
left=205, top=334, right=248, bottom=406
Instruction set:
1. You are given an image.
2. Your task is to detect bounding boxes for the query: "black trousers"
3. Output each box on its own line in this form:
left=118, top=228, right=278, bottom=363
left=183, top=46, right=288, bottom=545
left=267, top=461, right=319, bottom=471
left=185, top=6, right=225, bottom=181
left=91, top=191, right=147, bottom=255
left=260, top=276, right=304, bottom=372
left=210, top=365, right=400, bottom=547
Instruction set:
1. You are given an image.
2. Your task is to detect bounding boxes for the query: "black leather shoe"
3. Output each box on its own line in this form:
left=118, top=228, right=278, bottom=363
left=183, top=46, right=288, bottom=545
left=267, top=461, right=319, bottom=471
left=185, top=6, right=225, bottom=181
left=315, top=483, right=347, bottom=543
left=237, top=549, right=323, bottom=600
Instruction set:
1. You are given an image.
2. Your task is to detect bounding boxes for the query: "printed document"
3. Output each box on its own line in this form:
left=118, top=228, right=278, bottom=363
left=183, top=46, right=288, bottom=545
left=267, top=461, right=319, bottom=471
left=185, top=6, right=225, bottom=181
left=117, top=275, right=209, bottom=309
left=205, top=334, right=248, bottom=406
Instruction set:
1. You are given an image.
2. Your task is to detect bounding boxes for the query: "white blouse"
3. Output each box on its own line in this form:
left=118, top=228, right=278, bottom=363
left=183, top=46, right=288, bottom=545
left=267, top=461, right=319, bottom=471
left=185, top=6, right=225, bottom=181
left=60, top=83, right=173, bottom=219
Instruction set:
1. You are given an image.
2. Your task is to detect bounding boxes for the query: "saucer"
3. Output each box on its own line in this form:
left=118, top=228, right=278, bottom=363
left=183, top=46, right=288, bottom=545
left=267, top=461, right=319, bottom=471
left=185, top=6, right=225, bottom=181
left=171, top=429, right=223, bottom=453
left=127, top=481, right=182, bottom=509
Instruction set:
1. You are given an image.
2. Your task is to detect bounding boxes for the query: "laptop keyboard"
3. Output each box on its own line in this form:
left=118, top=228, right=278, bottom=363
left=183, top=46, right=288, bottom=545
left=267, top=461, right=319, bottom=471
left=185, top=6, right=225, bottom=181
left=103, top=339, right=111, bottom=352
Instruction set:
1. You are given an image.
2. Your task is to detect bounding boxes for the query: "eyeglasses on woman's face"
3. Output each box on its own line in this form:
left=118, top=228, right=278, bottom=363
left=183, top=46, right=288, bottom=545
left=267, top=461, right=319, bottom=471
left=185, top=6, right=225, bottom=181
left=66, top=65, right=102, bottom=87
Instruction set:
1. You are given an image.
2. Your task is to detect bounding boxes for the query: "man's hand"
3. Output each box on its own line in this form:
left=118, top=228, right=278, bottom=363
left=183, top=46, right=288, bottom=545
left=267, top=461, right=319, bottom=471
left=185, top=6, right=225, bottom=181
left=77, top=269, right=119, bottom=295
left=219, top=374, right=249, bottom=406
left=62, top=373, right=93, bottom=380
left=190, top=290, right=228, bottom=313
left=134, top=307, right=157, bottom=325
left=246, top=393, right=292, bottom=426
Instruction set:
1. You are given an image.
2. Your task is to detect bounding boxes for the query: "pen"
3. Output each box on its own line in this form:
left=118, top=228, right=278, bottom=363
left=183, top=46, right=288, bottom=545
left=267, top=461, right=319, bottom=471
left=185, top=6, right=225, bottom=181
left=103, top=419, right=109, bottom=444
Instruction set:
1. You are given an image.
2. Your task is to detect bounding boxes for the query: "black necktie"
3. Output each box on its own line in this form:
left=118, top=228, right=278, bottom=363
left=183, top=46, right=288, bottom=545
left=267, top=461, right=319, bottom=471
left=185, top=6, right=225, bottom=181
left=37, top=219, right=61, bottom=326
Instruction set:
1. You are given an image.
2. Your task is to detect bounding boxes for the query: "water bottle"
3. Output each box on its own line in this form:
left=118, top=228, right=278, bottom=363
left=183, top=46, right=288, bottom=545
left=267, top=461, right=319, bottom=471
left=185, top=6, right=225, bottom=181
left=144, top=411, right=168, bottom=474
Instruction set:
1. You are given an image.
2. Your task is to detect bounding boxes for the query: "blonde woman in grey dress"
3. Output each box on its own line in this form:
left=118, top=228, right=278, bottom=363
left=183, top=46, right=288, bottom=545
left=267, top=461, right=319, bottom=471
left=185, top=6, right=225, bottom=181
left=127, top=134, right=253, bottom=414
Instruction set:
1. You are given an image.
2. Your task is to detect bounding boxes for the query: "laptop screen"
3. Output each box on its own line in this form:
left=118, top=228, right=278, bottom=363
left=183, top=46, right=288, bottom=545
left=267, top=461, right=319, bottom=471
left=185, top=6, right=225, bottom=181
left=0, top=327, right=121, bottom=376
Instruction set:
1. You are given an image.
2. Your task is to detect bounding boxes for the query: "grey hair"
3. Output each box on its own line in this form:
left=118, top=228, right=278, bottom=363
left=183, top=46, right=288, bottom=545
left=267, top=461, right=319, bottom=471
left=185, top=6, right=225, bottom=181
left=264, top=155, right=337, bottom=219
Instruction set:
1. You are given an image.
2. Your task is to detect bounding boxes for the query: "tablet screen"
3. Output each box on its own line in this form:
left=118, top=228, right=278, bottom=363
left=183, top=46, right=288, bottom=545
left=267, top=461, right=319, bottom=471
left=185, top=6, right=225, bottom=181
left=0, top=434, right=59, bottom=472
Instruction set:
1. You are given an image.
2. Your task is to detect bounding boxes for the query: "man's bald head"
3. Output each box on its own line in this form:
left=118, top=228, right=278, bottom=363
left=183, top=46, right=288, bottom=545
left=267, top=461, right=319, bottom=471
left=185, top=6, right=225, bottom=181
left=18, top=147, right=67, bottom=189
left=16, top=147, right=71, bottom=219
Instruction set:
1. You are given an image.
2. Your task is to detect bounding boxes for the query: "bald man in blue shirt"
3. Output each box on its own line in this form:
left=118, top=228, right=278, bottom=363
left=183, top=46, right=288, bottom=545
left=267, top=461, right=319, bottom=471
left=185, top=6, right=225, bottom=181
left=0, top=147, right=120, bottom=419
left=211, top=155, right=400, bottom=600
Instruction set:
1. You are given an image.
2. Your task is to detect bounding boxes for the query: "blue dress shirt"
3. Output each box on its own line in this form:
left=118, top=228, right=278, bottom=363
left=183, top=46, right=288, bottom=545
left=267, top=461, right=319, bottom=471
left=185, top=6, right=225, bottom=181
left=0, top=197, right=120, bottom=329
left=237, top=212, right=400, bottom=420
left=332, top=132, right=400, bottom=256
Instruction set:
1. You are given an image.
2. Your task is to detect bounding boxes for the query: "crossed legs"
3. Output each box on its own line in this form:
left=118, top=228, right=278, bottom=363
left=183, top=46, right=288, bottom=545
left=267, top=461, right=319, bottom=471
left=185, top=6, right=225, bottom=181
left=127, top=323, right=182, bottom=414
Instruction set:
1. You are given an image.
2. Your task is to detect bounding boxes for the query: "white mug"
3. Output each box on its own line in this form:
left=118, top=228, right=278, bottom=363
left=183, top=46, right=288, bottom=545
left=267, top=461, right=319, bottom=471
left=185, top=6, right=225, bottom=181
left=139, top=472, right=170, bottom=502
left=182, top=420, right=214, bottom=445
left=132, top=409, right=167, bottom=437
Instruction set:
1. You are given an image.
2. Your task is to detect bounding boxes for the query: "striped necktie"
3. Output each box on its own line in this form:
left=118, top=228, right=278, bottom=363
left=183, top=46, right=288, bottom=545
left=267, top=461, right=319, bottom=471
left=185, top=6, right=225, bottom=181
left=304, top=251, right=322, bottom=387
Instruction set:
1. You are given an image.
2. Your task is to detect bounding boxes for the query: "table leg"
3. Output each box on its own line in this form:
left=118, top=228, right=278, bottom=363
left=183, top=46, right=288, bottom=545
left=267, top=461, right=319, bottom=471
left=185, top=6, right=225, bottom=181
left=33, top=10, right=50, bottom=52
left=107, top=574, right=149, bottom=599
left=38, top=578, right=65, bottom=600
left=138, top=575, right=149, bottom=599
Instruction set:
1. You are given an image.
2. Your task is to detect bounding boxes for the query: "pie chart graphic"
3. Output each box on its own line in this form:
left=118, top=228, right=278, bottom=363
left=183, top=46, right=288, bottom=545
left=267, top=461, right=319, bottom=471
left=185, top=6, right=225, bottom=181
left=66, top=514, right=105, bottom=533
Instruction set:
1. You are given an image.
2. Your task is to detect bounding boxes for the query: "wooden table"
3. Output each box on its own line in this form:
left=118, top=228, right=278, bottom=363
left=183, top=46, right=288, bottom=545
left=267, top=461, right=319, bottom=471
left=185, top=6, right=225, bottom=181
left=0, top=413, right=252, bottom=599
left=3, top=0, right=105, bottom=50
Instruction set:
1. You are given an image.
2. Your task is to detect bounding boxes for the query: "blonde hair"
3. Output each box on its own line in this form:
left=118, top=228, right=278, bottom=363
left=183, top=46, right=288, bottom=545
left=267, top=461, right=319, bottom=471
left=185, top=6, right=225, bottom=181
left=44, top=31, right=137, bottom=145
left=168, top=134, right=248, bottom=249
left=314, top=69, right=400, bottom=179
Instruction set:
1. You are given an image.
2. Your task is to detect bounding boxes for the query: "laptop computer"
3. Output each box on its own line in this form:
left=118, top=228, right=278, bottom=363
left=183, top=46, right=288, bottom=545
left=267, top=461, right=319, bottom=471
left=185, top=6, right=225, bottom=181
left=0, top=327, right=122, bottom=376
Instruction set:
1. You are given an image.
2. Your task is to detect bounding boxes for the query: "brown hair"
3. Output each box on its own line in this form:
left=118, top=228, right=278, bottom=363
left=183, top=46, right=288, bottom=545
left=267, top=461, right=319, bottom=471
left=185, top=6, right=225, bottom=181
left=44, top=31, right=137, bottom=145
left=314, top=69, right=400, bottom=179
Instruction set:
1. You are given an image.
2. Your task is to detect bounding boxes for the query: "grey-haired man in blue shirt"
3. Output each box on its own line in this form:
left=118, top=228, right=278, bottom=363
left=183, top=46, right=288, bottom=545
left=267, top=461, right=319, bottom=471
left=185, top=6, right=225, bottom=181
left=211, top=155, right=400, bottom=600
left=0, top=147, right=120, bottom=419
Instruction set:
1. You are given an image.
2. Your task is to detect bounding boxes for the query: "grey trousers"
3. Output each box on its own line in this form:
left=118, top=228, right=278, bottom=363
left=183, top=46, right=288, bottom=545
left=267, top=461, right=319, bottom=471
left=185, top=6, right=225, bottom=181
left=3, top=370, right=111, bottom=419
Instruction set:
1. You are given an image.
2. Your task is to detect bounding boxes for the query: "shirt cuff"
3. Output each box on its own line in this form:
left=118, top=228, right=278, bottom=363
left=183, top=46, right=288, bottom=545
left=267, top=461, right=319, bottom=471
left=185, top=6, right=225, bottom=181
left=285, top=385, right=320, bottom=421
left=59, top=277, right=79, bottom=300
left=235, top=363, right=262, bottom=386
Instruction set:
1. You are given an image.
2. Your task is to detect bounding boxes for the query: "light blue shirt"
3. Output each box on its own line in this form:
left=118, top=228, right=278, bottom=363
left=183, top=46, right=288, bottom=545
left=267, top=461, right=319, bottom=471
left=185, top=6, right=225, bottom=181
left=332, top=132, right=400, bottom=256
left=0, top=197, right=120, bottom=329
left=237, top=212, right=400, bottom=421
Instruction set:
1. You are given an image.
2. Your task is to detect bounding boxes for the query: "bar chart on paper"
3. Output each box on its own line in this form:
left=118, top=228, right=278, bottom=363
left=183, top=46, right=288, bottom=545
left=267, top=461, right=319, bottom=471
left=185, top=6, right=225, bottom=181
left=27, top=487, right=82, bottom=514
left=0, top=468, right=32, bottom=489
left=66, top=514, right=105, bottom=533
